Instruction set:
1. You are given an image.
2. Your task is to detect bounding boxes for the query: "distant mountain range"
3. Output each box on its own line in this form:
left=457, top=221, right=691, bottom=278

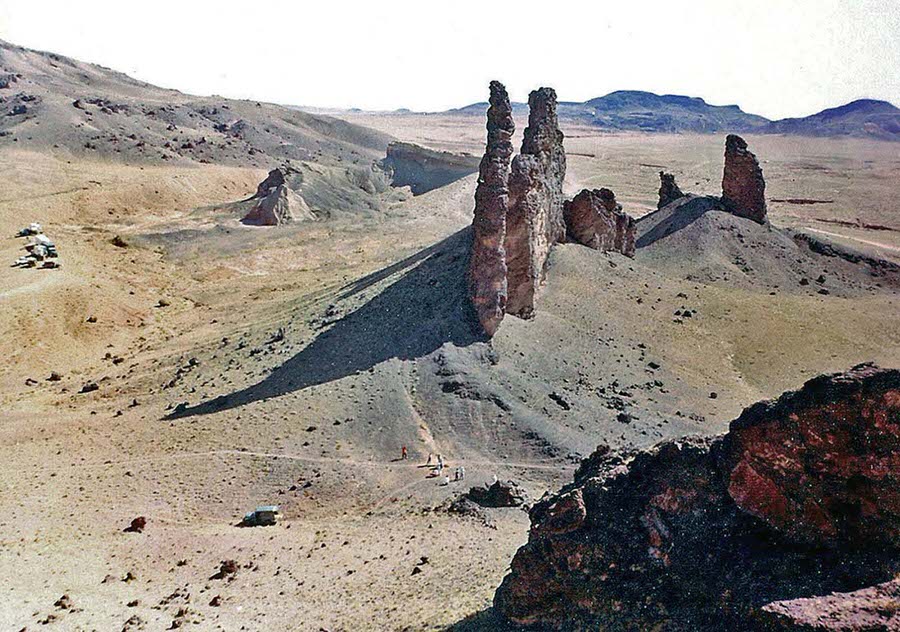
left=759, top=99, right=900, bottom=141
left=447, top=90, right=900, bottom=141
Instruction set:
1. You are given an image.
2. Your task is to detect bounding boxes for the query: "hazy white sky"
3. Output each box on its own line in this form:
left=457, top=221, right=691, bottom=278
left=1, top=0, right=898, bottom=119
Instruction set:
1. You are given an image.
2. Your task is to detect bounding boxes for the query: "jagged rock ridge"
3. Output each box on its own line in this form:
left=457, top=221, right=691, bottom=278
left=495, top=363, right=900, bottom=631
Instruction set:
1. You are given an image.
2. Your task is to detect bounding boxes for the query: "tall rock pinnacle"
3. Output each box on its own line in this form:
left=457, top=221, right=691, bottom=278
left=505, top=88, right=567, bottom=318
left=469, top=80, right=515, bottom=337
left=722, top=134, right=767, bottom=224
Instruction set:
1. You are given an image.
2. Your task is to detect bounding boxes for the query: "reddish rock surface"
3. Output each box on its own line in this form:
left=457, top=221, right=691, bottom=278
left=658, top=171, right=685, bottom=209
left=758, top=579, right=900, bottom=630
left=722, top=362, right=900, bottom=546
left=495, top=364, right=900, bottom=630
left=722, top=134, right=767, bottom=224
left=469, top=81, right=514, bottom=336
left=505, top=88, right=567, bottom=318
left=563, top=188, right=636, bottom=257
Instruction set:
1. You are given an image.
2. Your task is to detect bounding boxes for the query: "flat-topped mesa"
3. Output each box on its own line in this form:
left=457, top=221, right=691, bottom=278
left=469, top=80, right=515, bottom=337
left=657, top=171, right=685, bottom=209
left=505, top=87, right=567, bottom=318
left=722, top=134, right=767, bottom=224
left=563, top=188, right=636, bottom=257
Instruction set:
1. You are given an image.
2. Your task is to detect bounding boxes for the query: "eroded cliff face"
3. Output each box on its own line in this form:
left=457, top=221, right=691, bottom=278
left=505, top=88, right=567, bottom=318
left=722, top=134, right=767, bottom=224
left=381, top=141, right=480, bottom=195
left=469, top=81, right=515, bottom=337
left=495, top=363, right=900, bottom=631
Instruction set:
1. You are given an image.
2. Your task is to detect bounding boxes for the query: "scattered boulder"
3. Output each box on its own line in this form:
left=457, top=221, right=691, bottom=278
left=563, top=188, right=636, bottom=257
left=658, top=171, right=685, bottom=209
left=211, top=559, right=238, bottom=580
left=495, top=363, right=900, bottom=630
left=469, top=80, right=515, bottom=337
left=506, top=87, right=567, bottom=318
left=722, top=134, right=767, bottom=224
left=123, top=516, right=147, bottom=533
left=381, top=141, right=479, bottom=195
left=465, top=479, right=529, bottom=508
left=79, top=382, right=99, bottom=394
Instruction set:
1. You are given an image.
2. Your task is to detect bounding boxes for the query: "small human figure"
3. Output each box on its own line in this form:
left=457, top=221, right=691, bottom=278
left=426, top=453, right=433, bottom=466
left=437, top=454, right=444, bottom=470
left=459, top=466, right=466, bottom=481
left=401, top=446, right=408, bottom=460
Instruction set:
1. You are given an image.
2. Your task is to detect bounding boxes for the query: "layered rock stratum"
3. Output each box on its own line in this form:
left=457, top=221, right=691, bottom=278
left=380, top=141, right=480, bottom=195
left=495, top=363, right=900, bottom=630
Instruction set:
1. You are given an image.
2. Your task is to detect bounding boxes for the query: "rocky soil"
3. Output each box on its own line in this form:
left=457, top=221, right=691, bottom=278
left=0, top=48, right=898, bottom=630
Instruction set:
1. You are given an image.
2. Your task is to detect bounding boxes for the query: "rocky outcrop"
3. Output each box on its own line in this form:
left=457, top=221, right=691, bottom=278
left=563, top=189, right=636, bottom=257
left=469, top=81, right=515, bottom=337
left=722, top=134, right=767, bottom=223
left=381, top=141, right=480, bottom=195
left=255, top=167, right=287, bottom=197
left=465, top=480, right=530, bottom=508
left=722, top=363, right=900, bottom=546
left=242, top=184, right=315, bottom=226
left=505, top=88, right=567, bottom=318
left=658, top=171, right=685, bottom=209
left=495, top=363, right=900, bottom=630
left=243, top=166, right=317, bottom=226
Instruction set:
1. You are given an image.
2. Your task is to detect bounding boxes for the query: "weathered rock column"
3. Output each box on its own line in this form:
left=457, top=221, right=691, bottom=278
left=722, top=134, right=767, bottom=223
left=506, top=88, right=567, bottom=318
left=469, top=81, right=515, bottom=337
left=657, top=171, right=685, bottom=209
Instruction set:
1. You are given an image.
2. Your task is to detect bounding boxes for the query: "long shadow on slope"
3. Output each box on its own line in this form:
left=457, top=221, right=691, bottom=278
left=167, top=228, right=483, bottom=418
left=635, top=195, right=723, bottom=249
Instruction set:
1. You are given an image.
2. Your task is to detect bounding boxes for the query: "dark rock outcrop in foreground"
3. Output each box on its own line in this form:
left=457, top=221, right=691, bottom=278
left=495, top=363, right=900, bottom=631
left=658, top=171, right=685, bottom=209
left=380, top=141, right=480, bottom=195
left=563, top=188, right=636, bottom=257
left=506, top=87, right=567, bottom=318
left=469, top=81, right=515, bottom=337
left=722, top=134, right=767, bottom=224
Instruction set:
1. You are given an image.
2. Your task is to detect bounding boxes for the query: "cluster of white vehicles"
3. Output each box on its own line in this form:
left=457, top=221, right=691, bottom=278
left=12, top=223, right=60, bottom=269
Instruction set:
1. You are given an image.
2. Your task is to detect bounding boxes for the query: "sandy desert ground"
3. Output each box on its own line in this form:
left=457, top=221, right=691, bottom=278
left=1, top=107, right=899, bottom=631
